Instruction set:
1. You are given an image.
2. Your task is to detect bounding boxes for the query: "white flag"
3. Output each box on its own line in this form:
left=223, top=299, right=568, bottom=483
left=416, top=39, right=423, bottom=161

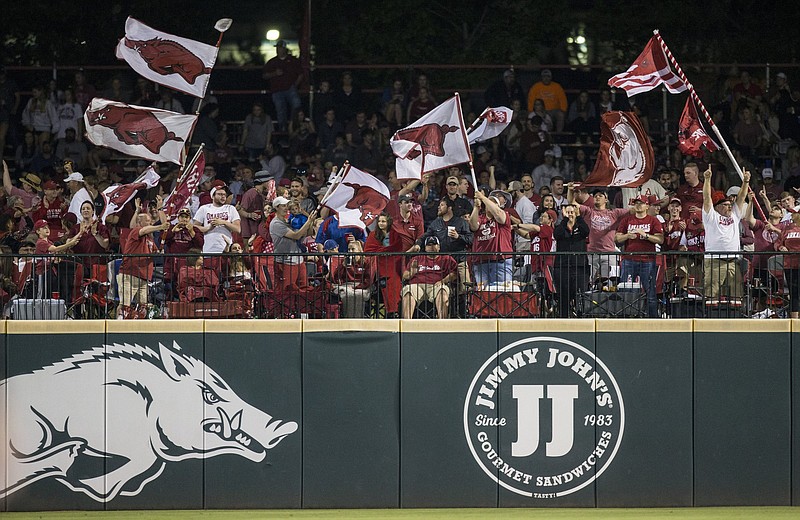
left=100, top=167, right=161, bottom=223
left=84, top=98, right=197, bottom=165
left=116, top=17, right=217, bottom=98
left=390, top=95, right=471, bottom=179
left=468, top=106, right=513, bottom=144
left=322, top=164, right=390, bottom=230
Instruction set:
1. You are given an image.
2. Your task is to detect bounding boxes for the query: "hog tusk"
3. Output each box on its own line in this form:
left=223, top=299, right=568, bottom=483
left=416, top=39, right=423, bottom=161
left=219, top=408, right=233, bottom=440
left=231, top=410, right=242, bottom=432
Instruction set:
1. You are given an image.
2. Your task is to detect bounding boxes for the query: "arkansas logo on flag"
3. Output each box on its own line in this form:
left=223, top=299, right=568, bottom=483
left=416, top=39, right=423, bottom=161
left=84, top=98, right=197, bottom=165
left=678, top=96, right=720, bottom=158
left=116, top=17, right=218, bottom=98
left=390, top=95, right=471, bottom=179
left=583, top=111, right=655, bottom=188
left=164, top=154, right=205, bottom=218
left=322, top=164, right=390, bottom=230
left=101, top=167, right=161, bottom=223
left=467, top=106, right=513, bottom=145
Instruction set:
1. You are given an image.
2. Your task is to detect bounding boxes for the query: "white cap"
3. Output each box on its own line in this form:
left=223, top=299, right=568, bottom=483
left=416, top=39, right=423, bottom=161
left=762, top=167, right=774, bottom=179
left=272, top=196, right=290, bottom=206
left=64, top=172, right=84, bottom=183
left=726, top=186, right=741, bottom=197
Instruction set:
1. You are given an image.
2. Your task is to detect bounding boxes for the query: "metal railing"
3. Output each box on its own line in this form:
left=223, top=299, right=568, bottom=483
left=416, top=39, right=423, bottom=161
left=2, top=250, right=794, bottom=320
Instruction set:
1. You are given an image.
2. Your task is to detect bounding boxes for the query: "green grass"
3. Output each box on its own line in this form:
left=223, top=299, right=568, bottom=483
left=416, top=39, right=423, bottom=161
left=2, top=508, right=798, bottom=519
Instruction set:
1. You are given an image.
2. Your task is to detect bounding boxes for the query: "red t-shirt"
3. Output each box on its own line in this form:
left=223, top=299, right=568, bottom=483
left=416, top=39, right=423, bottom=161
left=683, top=216, right=705, bottom=252
left=778, top=223, right=800, bottom=269
left=31, top=197, right=67, bottom=239
left=676, top=183, right=704, bottom=219
left=662, top=218, right=686, bottom=252
left=34, top=238, right=52, bottom=275
left=529, top=224, right=554, bottom=273
left=391, top=211, right=424, bottom=252
left=472, top=213, right=513, bottom=262
left=617, top=214, right=663, bottom=262
left=409, top=254, right=457, bottom=285
left=120, top=226, right=157, bottom=281
left=749, top=219, right=779, bottom=269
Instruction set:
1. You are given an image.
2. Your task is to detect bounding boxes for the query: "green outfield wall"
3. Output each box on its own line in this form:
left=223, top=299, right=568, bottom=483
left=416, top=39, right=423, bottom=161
left=0, top=319, right=796, bottom=510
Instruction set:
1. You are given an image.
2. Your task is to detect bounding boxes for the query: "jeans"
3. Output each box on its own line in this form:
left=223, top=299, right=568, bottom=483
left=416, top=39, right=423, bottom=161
left=472, top=258, right=513, bottom=288
left=619, top=259, right=658, bottom=318
left=272, top=85, right=302, bottom=131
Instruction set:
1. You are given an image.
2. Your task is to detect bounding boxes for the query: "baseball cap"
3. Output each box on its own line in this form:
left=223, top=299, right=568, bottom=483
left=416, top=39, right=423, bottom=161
left=253, top=170, right=272, bottom=183
left=64, top=172, right=84, bottom=183
left=726, top=186, right=741, bottom=197
left=669, top=197, right=683, bottom=205
left=541, top=69, right=553, bottom=77
left=323, top=239, right=338, bottom=250
left=272, top=196, right=290, bottom=206
left=762, top=168, right=774, bottom=179
left=42, top=180, right=58, bottom=190
left=475, top=145, right=488, bottom=155
left=275, top=39, right=287, bottom=48
left=63, top=213, right=78, bottom=226
left=777, top=72, right=787, bottom=79
left=424, top=235, right=439, bottom=246
left=398, top=193, right=413, bottom=203
left=210, top=186, right=227, bottom=198
left=544, top=149, right=555, bottom=157
left=712, top=191, right=727, bottom=206
left=631, top=193, right=651, bottom=204
left=508, top=180, right=523, bottom=192
left=34, top=219, right=49, bottom=231
left=177, top=207, right=191, bottom=217
left=503, top=69, right=514, bottom=78
left=545, top=209, right=558, bottom=222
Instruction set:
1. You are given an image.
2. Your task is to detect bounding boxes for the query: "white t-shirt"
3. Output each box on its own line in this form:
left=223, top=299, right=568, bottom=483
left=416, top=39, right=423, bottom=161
left=194, top=203, right=241, bottom=253
left=702, top=203, right=741, bottom=255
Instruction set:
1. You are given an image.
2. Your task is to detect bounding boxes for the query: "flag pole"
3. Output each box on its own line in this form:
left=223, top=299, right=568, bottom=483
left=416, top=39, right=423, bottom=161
left=454, top=92, right=479, bottom=189
left=653, top=29, right=765, bottom=219
left=315, top=162, right=348, bottom=213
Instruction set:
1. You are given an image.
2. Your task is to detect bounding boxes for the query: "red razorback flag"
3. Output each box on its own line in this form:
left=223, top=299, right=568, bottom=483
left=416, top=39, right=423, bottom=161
left=678, top=96, right=720, bottom=158
left=582, top=111, right=655, bottom=188
left=164, top=154, right=205, bottom=219
left=608, top=36, right=687, bottom=97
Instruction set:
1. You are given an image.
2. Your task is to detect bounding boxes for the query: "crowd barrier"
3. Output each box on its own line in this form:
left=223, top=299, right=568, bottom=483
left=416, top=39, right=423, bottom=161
left=4, top=250, right=794, bottom=320
left=0, top=318, right=797, bottom=511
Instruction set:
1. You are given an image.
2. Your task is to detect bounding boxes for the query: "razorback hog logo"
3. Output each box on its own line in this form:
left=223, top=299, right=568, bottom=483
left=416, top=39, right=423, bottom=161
left=0, top=341, right=297, bottom=502
left=106, top=182, right=146, bottom=208
left=396, top=123, right=459, bottom=161
left=87, top=104, right=183, bottom=154
left=485, top=109, right=507, bottom=123
left=343, top=182, right=387, bottom=224
left=607, top=113, right=648, bottom=187
left=125, top=37, right=211, bottom=85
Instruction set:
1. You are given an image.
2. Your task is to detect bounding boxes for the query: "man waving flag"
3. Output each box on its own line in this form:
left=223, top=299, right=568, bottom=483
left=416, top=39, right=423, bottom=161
left=391, top=95, right=471, bottom=179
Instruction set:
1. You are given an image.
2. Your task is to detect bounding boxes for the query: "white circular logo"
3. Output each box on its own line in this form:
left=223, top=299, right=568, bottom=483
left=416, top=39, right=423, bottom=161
left=464, top=337, right=625, bottom=498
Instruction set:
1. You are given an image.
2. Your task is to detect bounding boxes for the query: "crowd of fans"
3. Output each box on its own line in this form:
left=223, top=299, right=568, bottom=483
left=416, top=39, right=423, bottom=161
left=1, top=61, right=800, bottom=319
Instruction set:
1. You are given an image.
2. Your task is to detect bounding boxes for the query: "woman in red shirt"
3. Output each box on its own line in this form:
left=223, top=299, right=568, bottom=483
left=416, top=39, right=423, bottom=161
left=365, top=212, right=403, bottom=317
left=68, top=200, right=110, bottom=279
left=777, top=212, right=800, bottom=318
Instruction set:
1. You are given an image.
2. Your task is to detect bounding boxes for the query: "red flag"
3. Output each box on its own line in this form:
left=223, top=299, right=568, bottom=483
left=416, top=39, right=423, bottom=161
left=608, top=36, right=687, bottom=96
left=583, top=111, right=655, bottom=188
left=322, top=164, right=390, bottom=230
left=678, top=96, right=720, bottom=158
left=164, top=154, right=205, bottom=218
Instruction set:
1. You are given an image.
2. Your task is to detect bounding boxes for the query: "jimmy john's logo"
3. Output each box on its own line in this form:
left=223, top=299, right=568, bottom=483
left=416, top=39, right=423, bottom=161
left=464, top=337, right=624, bottom=498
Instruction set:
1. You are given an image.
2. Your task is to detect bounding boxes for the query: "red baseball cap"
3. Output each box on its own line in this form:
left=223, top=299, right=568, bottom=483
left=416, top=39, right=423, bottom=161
left=34, top=219, right=49, bottom=231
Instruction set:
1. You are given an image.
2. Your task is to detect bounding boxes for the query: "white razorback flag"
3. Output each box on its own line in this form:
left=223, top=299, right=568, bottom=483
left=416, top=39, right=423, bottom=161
left=467, top=106, right=513, bottom=144
left=322, top=164, right=390, bottom=230
left=100, top=166, right=161, bottom=223
left=390, top=95, right=471, bottom=179
left=116, top=17, right=218, bottom=98
left=84, top=98, right=197, bottom=165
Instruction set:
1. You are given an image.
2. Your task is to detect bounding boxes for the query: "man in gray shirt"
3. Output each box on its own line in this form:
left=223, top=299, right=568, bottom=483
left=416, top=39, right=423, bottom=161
left=269, top=196, right=317, bottom=290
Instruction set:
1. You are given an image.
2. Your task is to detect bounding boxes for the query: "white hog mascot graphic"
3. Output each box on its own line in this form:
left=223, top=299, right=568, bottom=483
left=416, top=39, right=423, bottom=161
left=0, top=341, right=298, bottom=502
left=582, top=111, right=655, bottom=188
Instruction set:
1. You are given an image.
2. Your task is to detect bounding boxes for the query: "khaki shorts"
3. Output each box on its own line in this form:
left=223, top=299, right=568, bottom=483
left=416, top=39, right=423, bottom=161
left=401, top=282, right=450, bottom=303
